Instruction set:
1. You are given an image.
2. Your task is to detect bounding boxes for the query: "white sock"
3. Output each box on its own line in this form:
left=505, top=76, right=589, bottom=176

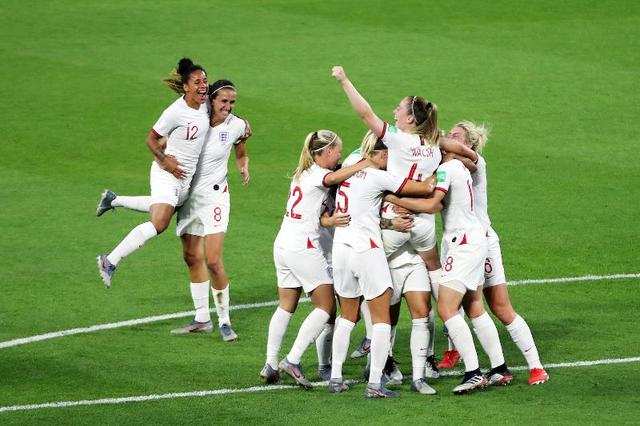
left=330, top=317, right=355, bottom=380
left=190, top=281, right=211, bottom=323
left=369, top=323, right=391, bottom=385
left=471, top=312, right=505, bottom=369
left=427, top=309, right=436, bottom=357
left=112, top=196, right=152, bottom=212
left=444, top=314, right=479, bottom=372
left=389, top=325, right=397, bottom=356
left=410, top=317, right=429, bottom=381
left=107, top=221, right=157, bottom=266
left=287, top=308, right=330, bottom=364
left=446, top=307, right=465, bottom=351
left=361, top=302, right=372, bottom=339
left=316, top=323, right=334, bottom=366
left=266, top=307, right=292, bottom=369
left=212, top=284, right=230, bottom=326
left=428, top=268, right=442, bottom=300
left=506, top=314, right=543, bottom=369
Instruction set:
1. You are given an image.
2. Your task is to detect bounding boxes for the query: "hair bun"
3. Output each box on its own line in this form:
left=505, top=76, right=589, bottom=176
left=177, top=58, right=194, bottom=75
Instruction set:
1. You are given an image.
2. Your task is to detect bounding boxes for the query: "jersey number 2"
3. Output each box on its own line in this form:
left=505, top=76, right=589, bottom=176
left=288, top=186, right=303, bottom=219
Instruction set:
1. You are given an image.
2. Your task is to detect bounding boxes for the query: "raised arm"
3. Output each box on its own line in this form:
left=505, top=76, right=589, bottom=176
left=440, top=138, right=478, bottom=163
left=234, top=142, right=250, bottom=186
left=385, top=191, right=444, bottom=214
left=323, top=159, right=371, bottom=186
left=331, top=66, right=385, bottom=137
left=146, top=130, right=185, bottom=179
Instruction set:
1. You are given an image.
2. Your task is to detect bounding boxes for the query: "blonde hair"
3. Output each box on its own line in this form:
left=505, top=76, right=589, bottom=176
left=360, top=130, right=384, bottom=158
left=293, top=130, right=342, bottom=181
left=454, top=120, right=489, bottom=152
left=409, top=96, right=440, bottom=146
left=163, top=69, right=185, bottom=94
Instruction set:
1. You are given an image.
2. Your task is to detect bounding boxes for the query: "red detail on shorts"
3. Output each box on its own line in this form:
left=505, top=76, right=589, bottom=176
left=435, top=187, right=448, bottom=194
left=370, top=238, right=379, bottom=249
left=380, top=122, right=388, bottom=139
left=151, top=128, right=163, bottom=139
left=307, top=238, right=315, bottom=249
left=459, top=234, right=468, bottom=245
left=340, top=181, right=350, bottom=188
left=322, top=173, right=332, bottom=188
left=395, top=178, right=409, bottom=194
left=223, top=185, right=228, bottom=193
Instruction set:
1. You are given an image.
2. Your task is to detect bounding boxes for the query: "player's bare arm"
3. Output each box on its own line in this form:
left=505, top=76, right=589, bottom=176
left=331, top=66, right=385, bottom=137
left=323, top=158, right=372, bottom=186
left=440, top=137, right=478, bottom=164
left=146, top=129, right=185, bottom=179
left=384, top=191, right=444, bottom=214
left=234, top=142, right=250, bottom=186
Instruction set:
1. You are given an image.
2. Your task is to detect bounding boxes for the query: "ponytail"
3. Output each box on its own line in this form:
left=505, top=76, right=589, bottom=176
left=163, top=57, right=206, bottom=95
left=292, top=130, right=342, bottom=181
left=409, top=96, right=440, bottom=146
left=360, top=130, right=386, bottom=158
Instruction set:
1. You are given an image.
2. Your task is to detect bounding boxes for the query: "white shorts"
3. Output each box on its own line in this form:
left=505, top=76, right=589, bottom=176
left=484, top=227, right=507, bottom=288
left=149, top=162, right=190, bottom=207
left=439, top=229, right=488, bottom=293
left=333, top=242, right=393, bottom=301
left=274, top=243, right=332, bottom=294
left=390, top=262, right=430, bottom=305
left=382, top=214, right=437, bottom=255
left=176, top=186, right=230, bottom=237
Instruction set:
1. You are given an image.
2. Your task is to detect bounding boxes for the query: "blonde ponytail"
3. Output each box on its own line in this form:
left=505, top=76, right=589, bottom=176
left=292, top=130, right=342, bottom=181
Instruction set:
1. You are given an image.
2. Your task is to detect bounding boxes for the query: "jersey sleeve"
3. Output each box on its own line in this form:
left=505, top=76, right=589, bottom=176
left=309, top=166, right=332, bottom=188
left=380, top=122, right=402, bottom=150
left=152, top=105, right=179, bottom=138
left=435, top=163, right=452, bottom=194
left=232, top=117, right=249, bottom=145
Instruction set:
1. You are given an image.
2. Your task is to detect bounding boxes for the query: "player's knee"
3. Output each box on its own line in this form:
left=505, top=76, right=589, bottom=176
left=151, top=218, right=170, bottom=234
left=490, top=300, right=515, bottom=324
left=206, top=256, right=225, bottom=276
left=182, top=250, right=202, bottom=268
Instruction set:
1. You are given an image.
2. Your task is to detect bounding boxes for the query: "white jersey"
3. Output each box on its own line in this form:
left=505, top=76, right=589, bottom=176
left=152, top=96, right=209, bottom=179
left=381, top=122, right=442, bottom=181
left=471, top=155, right=491, bottom=230
left=275, top=164, right=332, bottom=251
left=333, top=166, right=407, bottom=252
left=435, top=159, right=484, bottom=235
left=191, top=114, right=247, bottom=194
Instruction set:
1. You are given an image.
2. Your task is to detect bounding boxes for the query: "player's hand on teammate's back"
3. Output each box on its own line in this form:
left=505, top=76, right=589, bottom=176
left=329, top=212, right=351, bottom=227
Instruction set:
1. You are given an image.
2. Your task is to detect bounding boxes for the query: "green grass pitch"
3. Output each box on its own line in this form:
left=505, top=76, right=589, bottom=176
left=1, top=0, right=639, bottom=424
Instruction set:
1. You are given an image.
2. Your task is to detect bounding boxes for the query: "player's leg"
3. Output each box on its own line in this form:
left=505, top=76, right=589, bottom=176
left=484, top=284, right=547, bottom=384
left=329, top=296, right=359, bottom=392
left=438, top=283, right=486, bottom=394
left=281, top=284, right=333, bottom=389
left=365, top=288, right=397, bottom=398
left=171, top=234, right=213, bottom=334
left=404, top=290, right=437, bottom=395
left=350, top=302, right=372, bottom=359
left=204, top=232, right=236, bottom=341
left=96, top=188, right=153, bottom=216
left=315, top=308, right=336, bottom=381
left=97, top=202, right=172, bottom=287
left=463, top=288, right=512, bottom=386
left=261, top=287, right=301, bottom=383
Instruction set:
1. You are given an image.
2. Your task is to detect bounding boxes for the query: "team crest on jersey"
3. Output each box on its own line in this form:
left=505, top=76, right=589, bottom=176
left=219, top=132, right=229, bottom=142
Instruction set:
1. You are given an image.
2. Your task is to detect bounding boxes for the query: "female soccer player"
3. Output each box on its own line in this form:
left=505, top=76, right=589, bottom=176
left=260, top=130, right=370, bottom=388
left=97, top=58, right=209, bottom=288
left=385, top=148, right=510, bottom=394
left=328, top=132, right=435, bottom=399
left=445, top=121, right=549, bottom=385
left=96, top=79, right=252, bottom=342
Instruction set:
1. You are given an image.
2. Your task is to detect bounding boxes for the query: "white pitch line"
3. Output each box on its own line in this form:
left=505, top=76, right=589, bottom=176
left=1, top=273, right=638, bottom=350
left=1, top=356, right=638, bottom=414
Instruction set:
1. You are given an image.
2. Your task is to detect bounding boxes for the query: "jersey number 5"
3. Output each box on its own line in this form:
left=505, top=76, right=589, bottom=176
left=335, top=188, right=349, bottom=213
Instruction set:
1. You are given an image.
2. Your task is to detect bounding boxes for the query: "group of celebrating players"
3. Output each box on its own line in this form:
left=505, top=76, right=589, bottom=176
left=95, top=58, right=549, bottom=399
